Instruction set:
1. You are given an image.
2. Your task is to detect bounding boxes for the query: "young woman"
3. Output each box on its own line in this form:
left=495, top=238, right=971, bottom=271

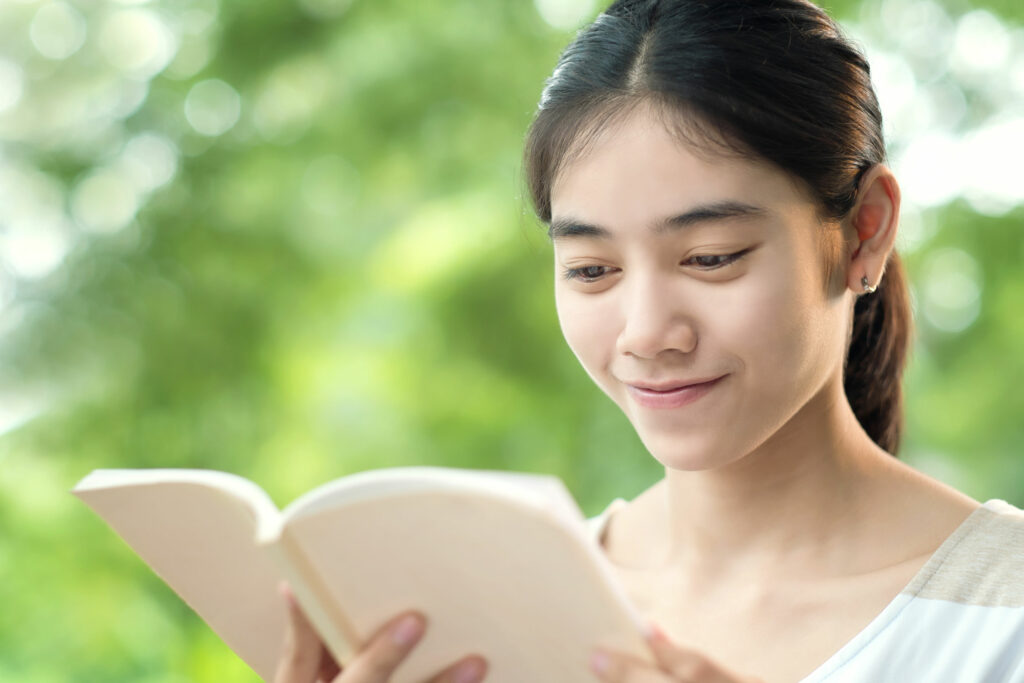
left=275, top=1, right=1024, bottom=681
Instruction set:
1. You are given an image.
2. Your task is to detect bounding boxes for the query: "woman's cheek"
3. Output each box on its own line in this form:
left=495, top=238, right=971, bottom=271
left=716, top=275, right=783, bottom=353
left=716, top=268, right=811, bottom=399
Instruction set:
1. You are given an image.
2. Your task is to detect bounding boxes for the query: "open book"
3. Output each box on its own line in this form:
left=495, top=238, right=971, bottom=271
left=72, top=466, right=653, bottom=682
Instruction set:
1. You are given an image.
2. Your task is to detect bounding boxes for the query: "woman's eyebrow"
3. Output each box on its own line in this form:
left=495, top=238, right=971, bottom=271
left=548, top=200, right=767, bottom=240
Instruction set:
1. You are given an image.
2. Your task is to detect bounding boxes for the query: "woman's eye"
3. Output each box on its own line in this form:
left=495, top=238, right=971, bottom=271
left=563, top=265, right=611, bottom=282
left=562, top=250, right=751, bottom=283
left=686, top=250, right=750, bottom=269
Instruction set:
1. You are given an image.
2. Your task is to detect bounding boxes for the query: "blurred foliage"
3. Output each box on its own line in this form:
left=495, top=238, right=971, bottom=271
left=0, top=0, right=1022, bottom=681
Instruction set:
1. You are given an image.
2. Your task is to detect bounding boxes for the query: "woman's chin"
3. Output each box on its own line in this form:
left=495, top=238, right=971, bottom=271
left=636, top=431, right=740, bottom=472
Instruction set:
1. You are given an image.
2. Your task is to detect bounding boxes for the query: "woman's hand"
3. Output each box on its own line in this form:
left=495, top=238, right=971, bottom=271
left=589, top=624, right=764, bottom=683
left=274, top=583, right=488, bottom=683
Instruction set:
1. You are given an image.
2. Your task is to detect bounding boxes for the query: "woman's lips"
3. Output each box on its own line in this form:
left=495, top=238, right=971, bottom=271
left=625, top=375, right=727, bottom=409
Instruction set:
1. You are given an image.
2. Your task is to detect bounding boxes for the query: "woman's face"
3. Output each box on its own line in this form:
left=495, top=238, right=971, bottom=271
left=550, top=107, right=855, bottom=471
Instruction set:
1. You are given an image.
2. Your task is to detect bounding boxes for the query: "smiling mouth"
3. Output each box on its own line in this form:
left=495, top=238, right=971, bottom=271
left=625, top=375, right=726, bottom=409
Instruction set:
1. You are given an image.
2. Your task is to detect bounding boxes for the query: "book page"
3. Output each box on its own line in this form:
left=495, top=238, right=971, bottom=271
left=268, top=466, right=586, bottom=541
left=279, top=487, right=653, bottom=682
left=73, top=470, right=286, bottom=681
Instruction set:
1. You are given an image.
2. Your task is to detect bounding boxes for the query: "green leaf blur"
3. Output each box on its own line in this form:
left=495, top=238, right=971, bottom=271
left=1, top=0, right=1022, bottom=681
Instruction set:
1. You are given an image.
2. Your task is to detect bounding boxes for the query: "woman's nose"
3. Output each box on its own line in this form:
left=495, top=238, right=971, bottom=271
left=615, top=280, right=698, bottom=359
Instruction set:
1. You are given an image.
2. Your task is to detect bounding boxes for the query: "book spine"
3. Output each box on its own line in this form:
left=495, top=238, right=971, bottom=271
left=265, top=534, right=361, bottom=667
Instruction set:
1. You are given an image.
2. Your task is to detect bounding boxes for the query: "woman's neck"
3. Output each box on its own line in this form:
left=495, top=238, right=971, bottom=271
left=612, top=374, right=911, bottom=583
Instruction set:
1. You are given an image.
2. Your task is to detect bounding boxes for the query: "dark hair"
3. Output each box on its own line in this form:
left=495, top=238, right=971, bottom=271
left=524, top=0, right=912, bottom=455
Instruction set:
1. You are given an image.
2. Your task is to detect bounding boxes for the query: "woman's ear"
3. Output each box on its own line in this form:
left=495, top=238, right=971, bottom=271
left=846, top=164, right=901, bottom=294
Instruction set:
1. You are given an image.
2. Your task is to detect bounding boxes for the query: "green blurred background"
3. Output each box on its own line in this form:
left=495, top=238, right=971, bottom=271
left=1, top=0, right=1022, bottom=680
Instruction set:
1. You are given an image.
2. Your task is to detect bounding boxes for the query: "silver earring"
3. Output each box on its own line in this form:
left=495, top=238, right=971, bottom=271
left=861, top=276, right=876, bottom=294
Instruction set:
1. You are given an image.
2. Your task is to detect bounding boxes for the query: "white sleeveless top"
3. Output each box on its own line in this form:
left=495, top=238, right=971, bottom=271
left=587, top=498, right=1024, bottom=682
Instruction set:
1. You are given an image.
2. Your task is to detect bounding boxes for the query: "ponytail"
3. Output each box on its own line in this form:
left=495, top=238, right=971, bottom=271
left=844, top=252, right=913, bottom=455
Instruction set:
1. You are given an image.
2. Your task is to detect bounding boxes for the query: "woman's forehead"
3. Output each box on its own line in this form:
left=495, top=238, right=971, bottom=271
left=550, top=110, right=809, bottom=227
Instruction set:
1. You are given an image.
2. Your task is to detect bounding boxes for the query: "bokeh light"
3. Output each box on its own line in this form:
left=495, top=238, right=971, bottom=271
left=119, top=133, right=180, bottom=192
left=252, top=57, right=330, bottom=143
left=950, top=10, right=1011, bottom=77
left=534, top=0, right=596, bottom=30
left=920, top=247, right=983, bottom=333
left=184, top=78, right=241, bottom=137
left=99, top=9, right=177, bottom=79
left=0, top=61, right=23, bottom=115
left=0, top=166, right=71, bottom=279
left=71, top=167, right=141, bottom=234
left=29, top=1, right=87, bottom=61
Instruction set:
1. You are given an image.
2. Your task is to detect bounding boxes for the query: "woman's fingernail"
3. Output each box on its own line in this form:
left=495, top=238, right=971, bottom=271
left=645, top=622, right=666, bottom=642
left=453, top=658, right=485, bottom=683
left=390, top=614, right=424, bottom=645
left=590, top=649, right=610, bottom=675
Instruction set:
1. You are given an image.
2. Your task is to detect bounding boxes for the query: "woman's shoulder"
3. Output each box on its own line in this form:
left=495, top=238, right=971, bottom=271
left=810, top=499, right=1024, bottom=682
left=904, top=498, right=1024, bottom=608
